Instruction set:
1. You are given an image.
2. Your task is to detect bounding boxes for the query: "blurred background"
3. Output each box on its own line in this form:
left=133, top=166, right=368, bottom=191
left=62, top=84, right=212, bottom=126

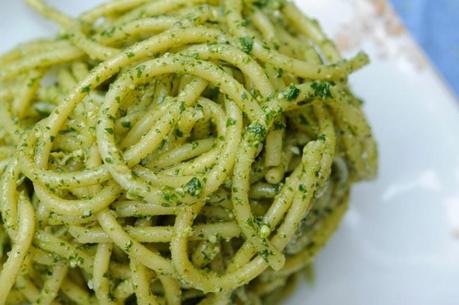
left=389, top=0, right=459, bottom=97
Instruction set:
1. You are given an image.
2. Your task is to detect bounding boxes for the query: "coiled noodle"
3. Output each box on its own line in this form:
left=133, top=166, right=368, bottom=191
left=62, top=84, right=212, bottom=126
left=0, top=0, right=377, bottom=304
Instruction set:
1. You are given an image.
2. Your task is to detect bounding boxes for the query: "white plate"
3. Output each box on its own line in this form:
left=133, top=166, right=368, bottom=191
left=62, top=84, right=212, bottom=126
left=1, top=1, right=459, bottom=305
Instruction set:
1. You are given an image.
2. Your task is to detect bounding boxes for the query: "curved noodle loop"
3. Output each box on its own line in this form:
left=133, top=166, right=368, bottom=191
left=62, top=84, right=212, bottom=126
left=0, top=0, right=377, bottom=304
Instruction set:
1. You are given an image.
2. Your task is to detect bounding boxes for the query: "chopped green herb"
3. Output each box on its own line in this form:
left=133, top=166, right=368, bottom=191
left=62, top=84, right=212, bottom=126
left=159, top=139, right=167, bottom=150
left=226, top=118, right=237, bottom=127
left=299, top=184, right=306, bottom=192
left=124, top=240, right=133, bottom=252
left=101, top=27, right=116, bottom=37
left=69, top=254, right=85, bottom=268
left=27, top=76, right=39, bottom=88
left=311, top=82, right=333, bottom=99
left=162, top=188, right=178, bottom=203
left=174, top=128, right=184, bottom=138
left=275, top=68, right=284, bottom=78
left=238, top=19, right=249, bottom=27
left=253, top=0, right=269, bottom=8
left=184, top=177, right=202, bottom=197
left=179, top=102, right=186, bottom=113
left=105, top=128, right=114, bottom=135
left=284, top=84, right=300, bottom=101
left=136, top=65, right=146, bottom=78
left=247, top=122, right=267, bottom=139
left=240, top=36, right=254, bottom=53
left=258, top=249, right=274, bottom=262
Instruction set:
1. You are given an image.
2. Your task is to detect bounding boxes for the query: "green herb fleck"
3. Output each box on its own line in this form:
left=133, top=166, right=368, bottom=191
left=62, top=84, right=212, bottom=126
left=136, top=65, right=146, bottom=78
left=162, top=188, right=178, bottom=204
left=184, top=177, right=202, bottom=197
left=258, top=249, right=274, bottom=261
left=240, top=36, right=254, bottom=53
left=275, top=68, right=284, bottom=78
left=311, top=82, right=333, bottom=99
left=174, top=128, right=184, bottom=138
left=124, top=240, right=133, bottom=252
left=253, top=0, right=269, bottom=8
left=27, top=77, right=39, bottom=88
left=101, top=27, right=116, bottom=37
left=226, top=118, right=237, bottom=127
left=247, top=122, right=267, bottom=139
left=284, top=84, right=300, bottom=101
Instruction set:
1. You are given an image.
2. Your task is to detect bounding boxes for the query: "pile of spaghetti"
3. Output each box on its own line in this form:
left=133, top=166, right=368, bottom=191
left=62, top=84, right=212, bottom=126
left=0, top=0, right=377, bottom=304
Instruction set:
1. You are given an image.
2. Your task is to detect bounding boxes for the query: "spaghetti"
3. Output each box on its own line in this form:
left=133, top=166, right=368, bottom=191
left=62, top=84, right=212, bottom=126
left=0, top=0, right=377, bottom=304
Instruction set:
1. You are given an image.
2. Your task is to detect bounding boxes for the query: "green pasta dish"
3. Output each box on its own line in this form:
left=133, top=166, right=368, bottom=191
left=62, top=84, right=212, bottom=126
left=0, top=0, right=377, bottom=304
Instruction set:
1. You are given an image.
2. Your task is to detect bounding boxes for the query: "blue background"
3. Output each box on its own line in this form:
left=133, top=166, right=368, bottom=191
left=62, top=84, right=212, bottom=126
left=389, top=0, right=459, bottom=97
